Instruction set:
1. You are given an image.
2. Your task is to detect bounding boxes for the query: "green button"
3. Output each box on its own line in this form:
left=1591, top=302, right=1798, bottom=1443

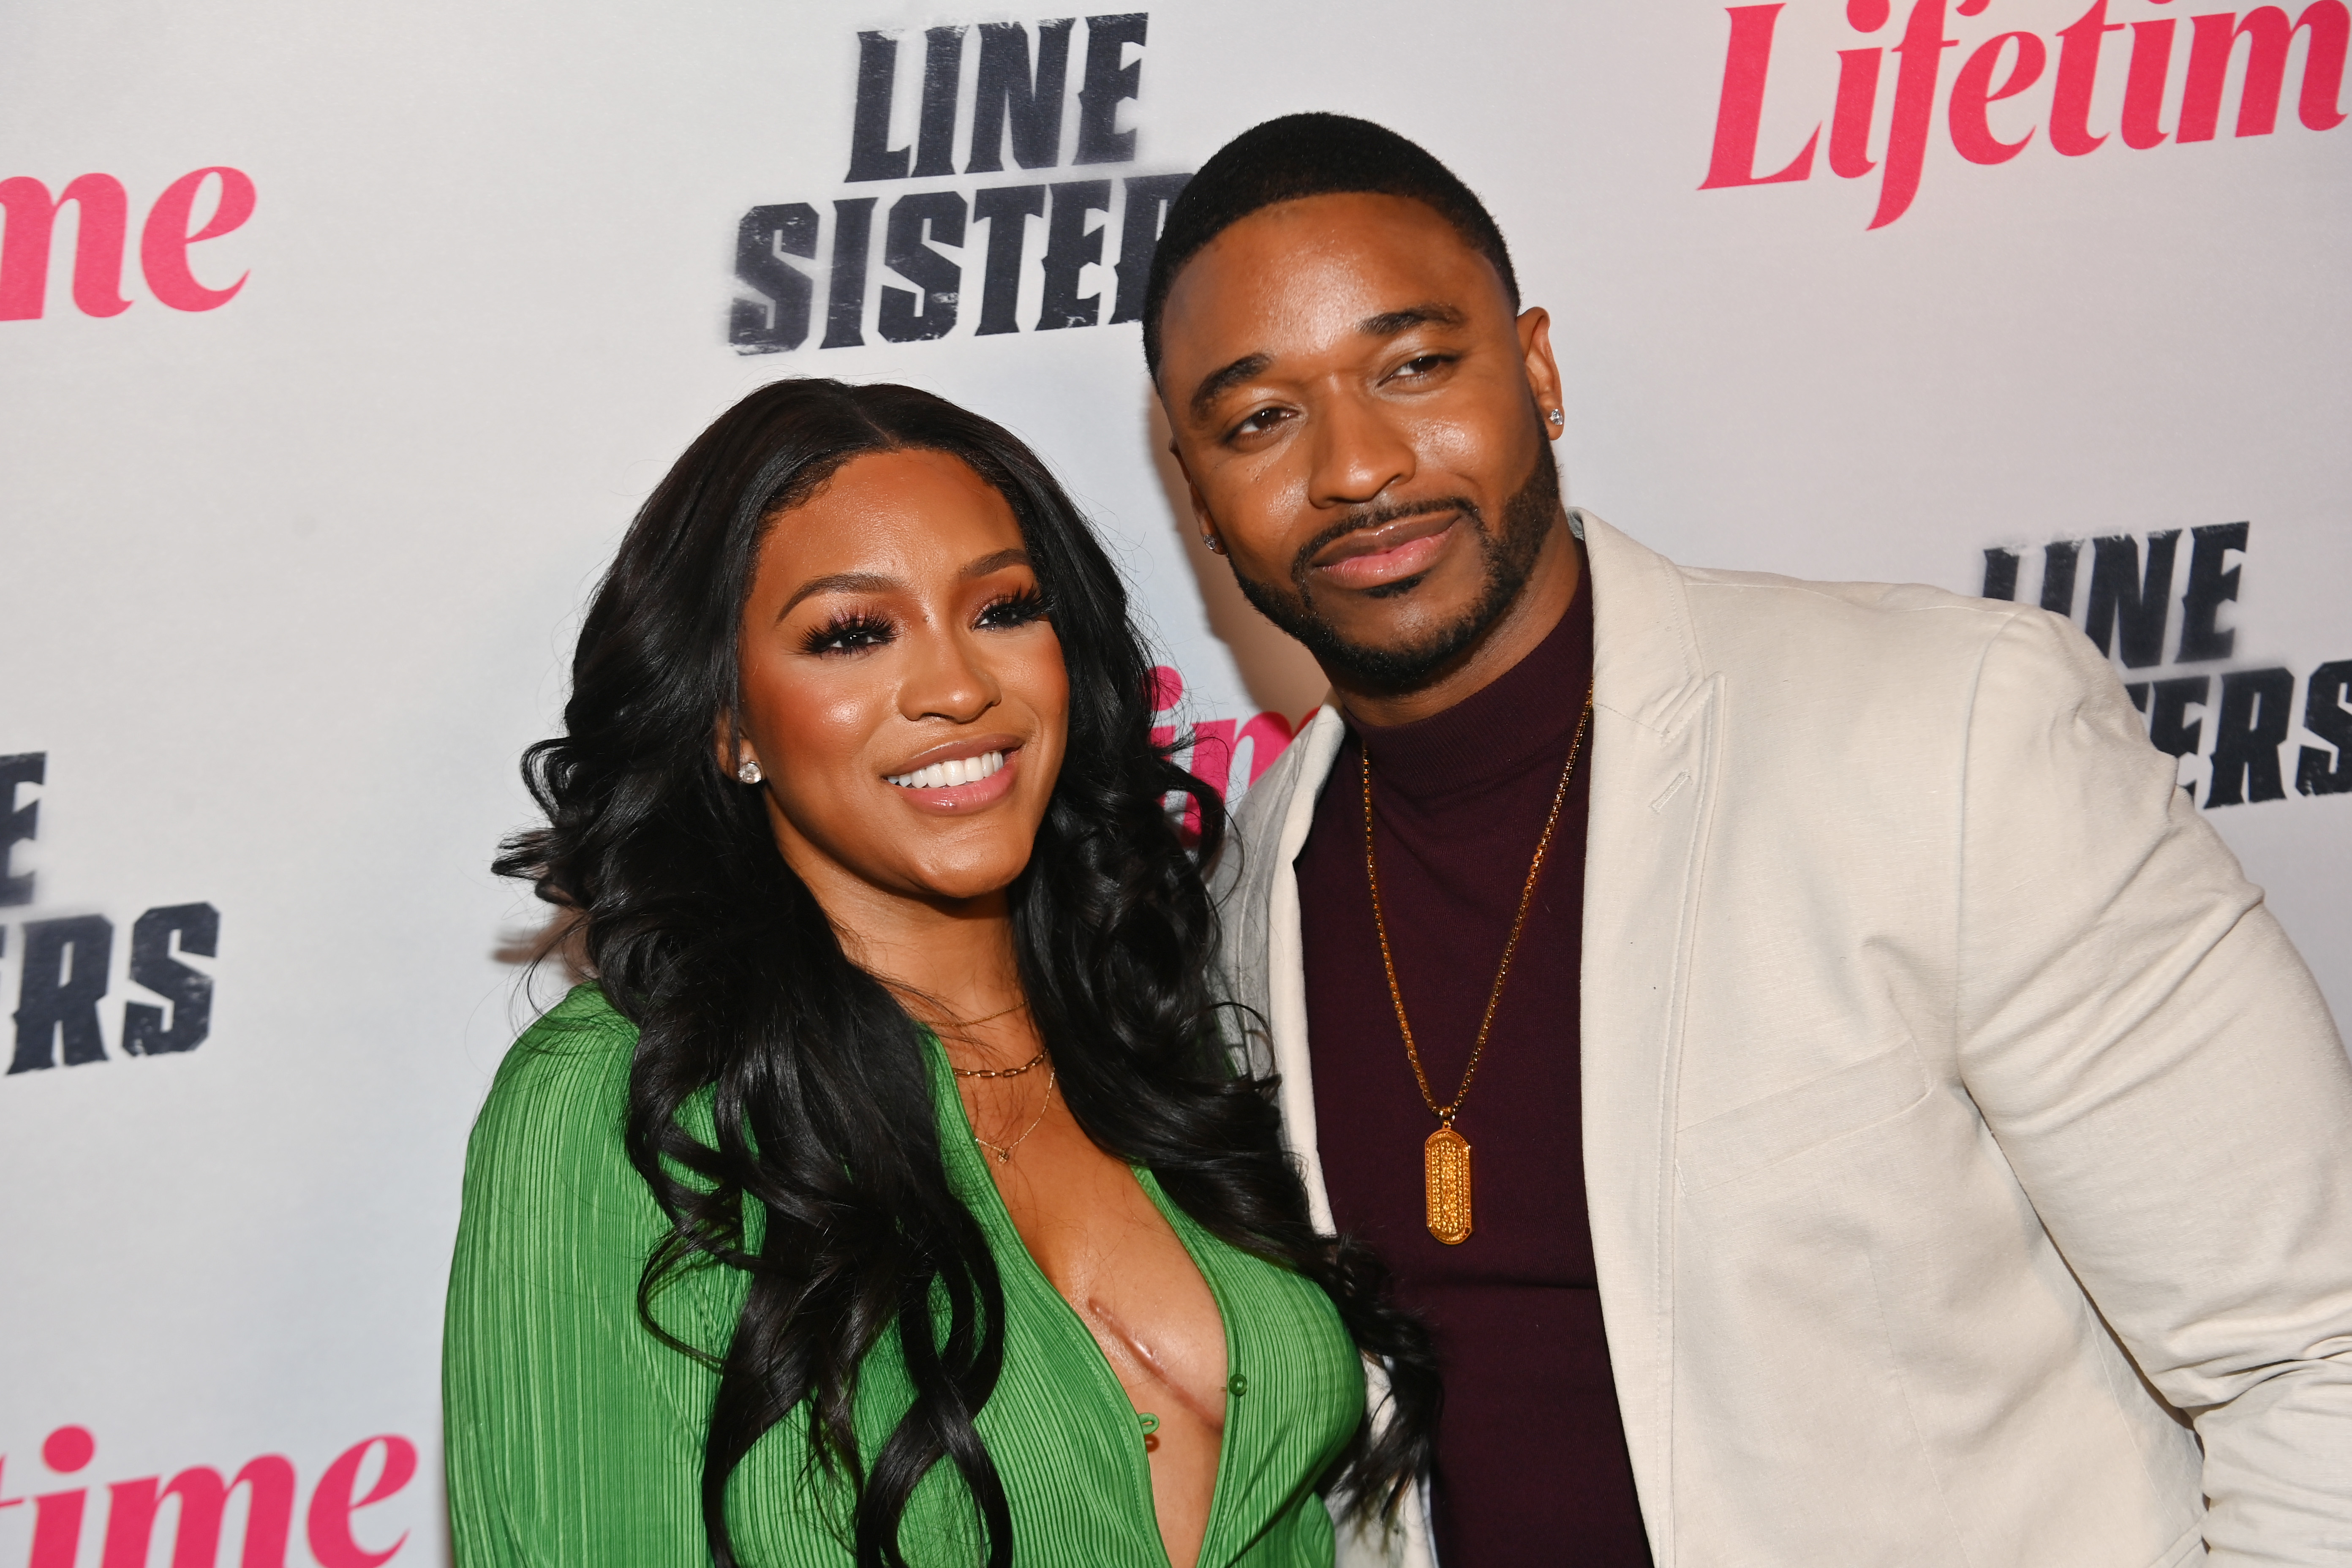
left=1227, top=1373, right=1248, bottom=1396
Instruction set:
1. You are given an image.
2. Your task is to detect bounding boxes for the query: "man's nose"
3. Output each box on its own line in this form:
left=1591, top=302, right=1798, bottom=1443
left=1306, top=391, right=1416, bottom=510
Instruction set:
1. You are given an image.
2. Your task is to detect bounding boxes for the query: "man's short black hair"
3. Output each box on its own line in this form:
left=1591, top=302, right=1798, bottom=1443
left=1142, top=112, right=1520, bottom=380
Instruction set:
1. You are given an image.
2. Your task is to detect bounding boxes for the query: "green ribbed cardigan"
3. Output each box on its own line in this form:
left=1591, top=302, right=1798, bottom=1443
left=443, top=984, right=1364, bottom=1567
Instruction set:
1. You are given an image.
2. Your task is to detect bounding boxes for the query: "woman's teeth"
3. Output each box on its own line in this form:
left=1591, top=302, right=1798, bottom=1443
left=887, top=750, right=1007, bottom=790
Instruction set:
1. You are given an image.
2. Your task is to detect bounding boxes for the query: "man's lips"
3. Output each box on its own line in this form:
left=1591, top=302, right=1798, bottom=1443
left=1307, top=513, right=1461, bottom=591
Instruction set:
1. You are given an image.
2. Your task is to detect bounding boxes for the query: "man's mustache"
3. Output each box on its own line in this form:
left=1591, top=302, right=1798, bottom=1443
left=1288, top=496, right=1485, bottom=588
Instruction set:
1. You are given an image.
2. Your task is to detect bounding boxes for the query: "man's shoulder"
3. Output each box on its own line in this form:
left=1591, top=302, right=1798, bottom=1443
left=1222, top=706, right=1338, bottom=869
left=1582, top=509, right=2075, bottom=715
left=1677, top=561, right=2028, bottom=661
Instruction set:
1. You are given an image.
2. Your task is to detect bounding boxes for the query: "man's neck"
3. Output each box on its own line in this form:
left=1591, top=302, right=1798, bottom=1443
left=1330, top=512, right=1582, bottom=729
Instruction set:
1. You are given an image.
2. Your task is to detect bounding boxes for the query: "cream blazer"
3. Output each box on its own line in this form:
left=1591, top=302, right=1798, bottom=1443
left=1212, top=512, right=2352, bottom=1568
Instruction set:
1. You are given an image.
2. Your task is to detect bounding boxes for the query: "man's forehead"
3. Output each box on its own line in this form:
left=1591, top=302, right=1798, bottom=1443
left=1159, top=194, right=1508, bottom=389
left=1181, top=302, right=1473, bottom=422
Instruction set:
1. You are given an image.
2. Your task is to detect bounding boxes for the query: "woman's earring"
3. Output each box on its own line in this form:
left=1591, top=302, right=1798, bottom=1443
left=1547, top=408, right=1565, bottom=427
left=737, top=757, right=763, bottom=784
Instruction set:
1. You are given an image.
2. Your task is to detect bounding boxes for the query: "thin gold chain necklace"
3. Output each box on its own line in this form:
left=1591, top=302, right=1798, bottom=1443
left=948, top=1047, right=1047, bottom=1081
left=970, top=1065, right=1057, bottom=1165
left=1361, top=683, right=1594, bottom=1245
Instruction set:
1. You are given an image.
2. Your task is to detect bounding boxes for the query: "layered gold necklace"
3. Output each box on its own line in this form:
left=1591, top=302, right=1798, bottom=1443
left=920, top=998, right=1056, bottom=1164
left=1360, top=685, right=1594, bottom=1245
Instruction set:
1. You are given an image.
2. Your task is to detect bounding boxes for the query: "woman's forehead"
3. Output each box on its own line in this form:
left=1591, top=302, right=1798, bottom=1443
left=761, top=450, right=1025, bottom=584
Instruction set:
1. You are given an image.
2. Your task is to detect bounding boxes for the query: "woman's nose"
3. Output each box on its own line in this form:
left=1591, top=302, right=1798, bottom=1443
left=900, top=622, right=999, bottom=723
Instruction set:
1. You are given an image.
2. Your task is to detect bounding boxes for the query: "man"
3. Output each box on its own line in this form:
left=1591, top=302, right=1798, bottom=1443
left=1147, top=114, right=2352, bottom=1567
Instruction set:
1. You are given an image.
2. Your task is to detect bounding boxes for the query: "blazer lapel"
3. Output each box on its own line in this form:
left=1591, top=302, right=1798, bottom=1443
left=1246, top=707, right=1436, bottom=1568
left=1259, top=703, right=1348, bottom=1233
left=1577, top=510, right=1718, bottom=1566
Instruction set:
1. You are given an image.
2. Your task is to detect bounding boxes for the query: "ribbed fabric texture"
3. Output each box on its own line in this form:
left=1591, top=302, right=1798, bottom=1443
left=444, top=984, right=1364, bottom=1567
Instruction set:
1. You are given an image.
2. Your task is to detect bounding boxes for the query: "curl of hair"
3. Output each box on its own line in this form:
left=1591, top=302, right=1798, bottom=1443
left=495, top=378, right=1436, bottom=1567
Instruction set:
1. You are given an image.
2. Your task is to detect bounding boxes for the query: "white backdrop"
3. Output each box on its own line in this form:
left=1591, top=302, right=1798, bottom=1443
left=2, top=2, right=2344, bottom=1562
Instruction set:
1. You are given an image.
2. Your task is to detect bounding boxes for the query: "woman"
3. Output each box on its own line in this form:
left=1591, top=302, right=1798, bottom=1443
left=444, top=378, right=1435, bottom=1568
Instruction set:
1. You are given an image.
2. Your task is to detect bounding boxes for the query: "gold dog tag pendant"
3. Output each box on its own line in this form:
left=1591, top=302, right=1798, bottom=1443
left=1424, top=1125, right=1473, bottom=1244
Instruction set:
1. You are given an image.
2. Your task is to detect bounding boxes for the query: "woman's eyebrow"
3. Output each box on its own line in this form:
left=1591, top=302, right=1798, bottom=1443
left=962, top=548, right=1032, bottom=580
left=778, top=570, right=898, bottom=619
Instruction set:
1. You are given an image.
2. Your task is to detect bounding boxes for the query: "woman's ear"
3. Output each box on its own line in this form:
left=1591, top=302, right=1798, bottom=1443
left=714, top=715, right=762, bottom=784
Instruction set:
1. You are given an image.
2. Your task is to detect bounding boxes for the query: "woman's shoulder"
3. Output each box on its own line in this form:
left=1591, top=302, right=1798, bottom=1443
left=466, top=982, right=640, bottom=1195
left=516, top=978, right=639, bottom=1049
left=495, top=977, right=635, bottom=1081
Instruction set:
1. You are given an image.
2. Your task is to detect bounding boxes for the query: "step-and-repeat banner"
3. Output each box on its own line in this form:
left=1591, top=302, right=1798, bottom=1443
left=2, top=1, right=2344, bottom=1560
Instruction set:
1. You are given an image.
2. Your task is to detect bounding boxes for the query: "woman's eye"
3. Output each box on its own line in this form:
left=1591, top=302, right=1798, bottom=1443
left=977, top=589, right=1049, bottom=630
left=802, top=615, right=894, bottom=655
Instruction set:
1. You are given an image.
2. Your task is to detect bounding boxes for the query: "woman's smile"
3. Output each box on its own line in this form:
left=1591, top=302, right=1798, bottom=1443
left=884, top=738, right=1023, bottom=811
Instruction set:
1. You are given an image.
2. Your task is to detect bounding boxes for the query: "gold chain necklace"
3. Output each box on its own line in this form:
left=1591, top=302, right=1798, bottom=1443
left=948, top=1046, right=1047, bottom=1080
left=1361, top=684, right=1593, bottom=1245
left=970, top=1065, right=1057, bottom=1165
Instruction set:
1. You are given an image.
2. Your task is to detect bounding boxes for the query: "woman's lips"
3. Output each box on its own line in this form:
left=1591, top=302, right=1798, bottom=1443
left=1309, top=515, right=1459, bottom=591
left=885, top=746, right=1019, bottom=812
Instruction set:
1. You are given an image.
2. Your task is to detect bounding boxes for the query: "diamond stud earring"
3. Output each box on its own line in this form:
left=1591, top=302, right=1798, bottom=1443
left=1547, top=408, right=1565, bottom=426
left=1202, top=534, right=1225, bottom=556
left=737, top=757, right=763, bottom=784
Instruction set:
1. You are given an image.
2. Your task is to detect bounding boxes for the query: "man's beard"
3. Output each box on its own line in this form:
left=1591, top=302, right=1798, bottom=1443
left=1228, top=429, right=1563, bottom=697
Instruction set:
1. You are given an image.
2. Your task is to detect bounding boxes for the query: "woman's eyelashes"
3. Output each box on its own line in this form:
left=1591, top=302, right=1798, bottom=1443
left=798, top=588, right=1047, bottom=656
left=976, top=586, right=1050, bottom=630
left=801, top=610, right=896, bottom=656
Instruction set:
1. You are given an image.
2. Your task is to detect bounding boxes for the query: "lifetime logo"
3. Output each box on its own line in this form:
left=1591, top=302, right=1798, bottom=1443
left=0, top=167, right=255, bottom=320
left=1704, top=0, right=2348, bottom=227
left=0, top=1425, right=414, bottom=1568
left=1145, top=665, right=1303, bottom=842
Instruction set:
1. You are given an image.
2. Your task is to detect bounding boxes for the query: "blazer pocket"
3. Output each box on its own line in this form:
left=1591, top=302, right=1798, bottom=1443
left=1676, top=1038, right=1932, bottom=1194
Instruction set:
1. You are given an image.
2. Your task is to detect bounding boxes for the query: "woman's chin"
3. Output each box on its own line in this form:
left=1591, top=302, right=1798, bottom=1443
left=905, top=865, right=1029, bottom=906
left=875, top=837, right=1038, bottom=907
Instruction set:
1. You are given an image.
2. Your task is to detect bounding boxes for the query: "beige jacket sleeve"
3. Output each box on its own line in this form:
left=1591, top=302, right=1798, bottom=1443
left=1957, top=607, right=2352, bottom=1564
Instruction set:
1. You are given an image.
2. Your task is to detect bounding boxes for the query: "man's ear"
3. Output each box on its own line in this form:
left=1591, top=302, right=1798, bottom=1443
left=1165, top=436, right=1220, bottom=534
left=1169, top=446, right=1209, bottom=524
left=1517, top=306, right=1565, bottom=438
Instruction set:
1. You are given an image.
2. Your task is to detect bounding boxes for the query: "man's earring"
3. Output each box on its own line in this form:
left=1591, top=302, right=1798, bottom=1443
left=1547, top=408, right=1565, bottom=427
left=1201, top=534, right=1225, bottom=556
left=737, top=756, right=763, bottom=784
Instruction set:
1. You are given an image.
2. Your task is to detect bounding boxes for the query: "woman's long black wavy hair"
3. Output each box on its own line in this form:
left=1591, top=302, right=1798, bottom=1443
left=495, top=379, right=1435, bottom=1567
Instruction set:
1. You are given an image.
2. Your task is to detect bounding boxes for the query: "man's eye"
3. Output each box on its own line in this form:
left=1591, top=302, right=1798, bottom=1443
left=803, top=614, right=893, bottom=655
left=1231, top=406, right=1288, bottom=440
left=1393, top=354, right=1451, bottom=380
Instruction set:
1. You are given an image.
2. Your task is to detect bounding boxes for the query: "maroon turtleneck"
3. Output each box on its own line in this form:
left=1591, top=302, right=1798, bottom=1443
left=1295, top=566, right=1651, bottom=1565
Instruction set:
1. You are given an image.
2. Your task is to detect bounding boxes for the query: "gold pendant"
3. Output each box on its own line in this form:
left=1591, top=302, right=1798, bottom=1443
left=1424, top=1125, right=1473, bottom=1244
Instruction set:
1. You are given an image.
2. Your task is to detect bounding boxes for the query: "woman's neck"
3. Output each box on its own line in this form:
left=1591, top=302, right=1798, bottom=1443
left=803, top=867, right=1025, bottom=1025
